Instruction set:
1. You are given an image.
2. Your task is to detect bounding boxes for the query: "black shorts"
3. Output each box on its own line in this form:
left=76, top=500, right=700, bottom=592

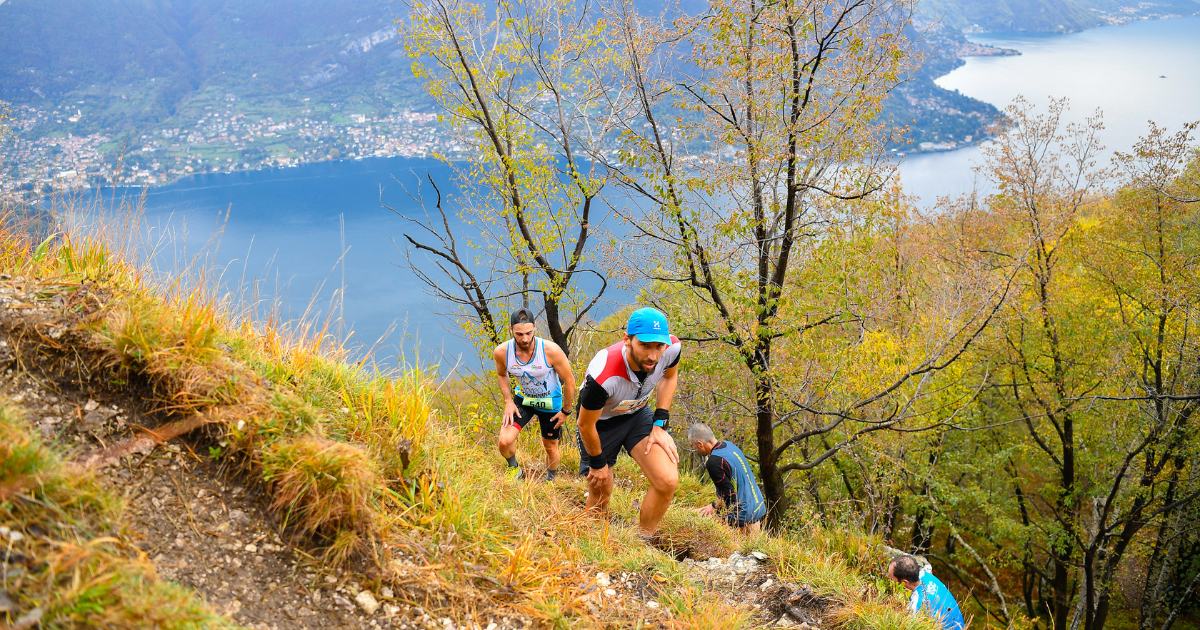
left=513, top=398, right=562, bottom=440
left=594, top=406, right=655, bottom=467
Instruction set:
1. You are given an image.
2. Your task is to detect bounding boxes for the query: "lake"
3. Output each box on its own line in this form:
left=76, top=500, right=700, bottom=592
left=83, top=15, right=1200, bottom=372
left=85, top=158, right=504, bottom=372
left=899, top=15, right=1200, bottom=205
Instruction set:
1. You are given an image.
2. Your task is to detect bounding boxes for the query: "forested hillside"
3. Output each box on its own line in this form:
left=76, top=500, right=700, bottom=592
left=0, top=0, right=415, bottom=134
left=3, top=0, right=1144, bottom=191
left=397, top=1, right=1200, bottom=627
left=916, top=0, right=1200, bottom=31
left=1, top=0, right=1198, bottom=628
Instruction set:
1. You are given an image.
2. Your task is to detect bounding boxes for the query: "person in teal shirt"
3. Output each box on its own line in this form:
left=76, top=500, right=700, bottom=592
left=888, top=554, right=966, bottom=630
left=687, top=422, right=767, bottom=533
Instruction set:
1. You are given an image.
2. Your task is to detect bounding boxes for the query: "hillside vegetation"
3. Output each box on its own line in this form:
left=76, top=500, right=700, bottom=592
left=0, top=206, right=933, bottom=627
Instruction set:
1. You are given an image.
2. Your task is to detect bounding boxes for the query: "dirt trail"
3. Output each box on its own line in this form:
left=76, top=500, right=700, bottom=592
left=0, top=281, right=450, bottom=629
left=0, top=356, right=409, bottom=628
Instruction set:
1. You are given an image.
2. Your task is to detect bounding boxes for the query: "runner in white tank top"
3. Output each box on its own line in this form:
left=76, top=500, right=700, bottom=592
left=494, top=308, right=577, bottom=481
left=506, top=336, right=563, bottom=412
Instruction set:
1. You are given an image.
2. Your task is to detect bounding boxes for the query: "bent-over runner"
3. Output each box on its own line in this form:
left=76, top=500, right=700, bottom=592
left=578, top=307, right=681, bottom=536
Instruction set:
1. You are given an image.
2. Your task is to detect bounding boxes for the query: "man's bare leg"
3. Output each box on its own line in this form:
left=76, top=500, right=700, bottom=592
left=542, top=438, right=561, bottom=470
left=630, top=436, right=679, bottom=535
left=498, top=424, right=520, bottom=459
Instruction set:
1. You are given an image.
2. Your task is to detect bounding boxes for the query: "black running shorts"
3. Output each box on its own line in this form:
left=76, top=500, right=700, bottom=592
left=593, top=406, right=655, bottom=467
left=513, top=396, right=563, bottom=440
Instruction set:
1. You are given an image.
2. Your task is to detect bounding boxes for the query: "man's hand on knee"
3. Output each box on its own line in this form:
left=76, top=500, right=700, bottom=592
left=642, top=426, right=679, bottom=464
left=501, top=401, right=520, bottom=428
left=586, top=464, right=612, bottom=493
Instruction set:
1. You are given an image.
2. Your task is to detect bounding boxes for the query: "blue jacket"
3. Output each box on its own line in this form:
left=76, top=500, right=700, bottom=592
left=909, top=569, right=966, bottom=630
left=708, top=441, right=767, bottom=525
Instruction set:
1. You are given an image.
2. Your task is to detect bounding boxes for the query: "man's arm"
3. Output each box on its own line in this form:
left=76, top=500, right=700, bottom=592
left=545, top=341, right=576, bottom=414
left=642, top=363, right=680, bottom=463
left=705, top=455, right=736, bottom=510
left=493, top=345, right=519, bottom=426
left=654, top=364, right=679, bottom=413
left=578, top=406, right=604, bottom=464
left=578, top=376, right=609, bottom=466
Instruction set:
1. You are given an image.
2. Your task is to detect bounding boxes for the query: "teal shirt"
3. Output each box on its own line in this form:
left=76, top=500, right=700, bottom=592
left=909, top=569, right=965, bottom=630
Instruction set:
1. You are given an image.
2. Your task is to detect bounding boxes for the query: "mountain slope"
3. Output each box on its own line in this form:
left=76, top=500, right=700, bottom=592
left=0, top=205, right=936, bottom=628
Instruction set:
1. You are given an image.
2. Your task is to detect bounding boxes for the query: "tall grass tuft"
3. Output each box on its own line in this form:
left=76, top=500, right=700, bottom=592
left=262, top=435, right=382, bottom=540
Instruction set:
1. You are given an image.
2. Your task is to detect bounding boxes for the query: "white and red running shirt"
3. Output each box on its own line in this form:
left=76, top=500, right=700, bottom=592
left=578, top=336, right=681, bottom=420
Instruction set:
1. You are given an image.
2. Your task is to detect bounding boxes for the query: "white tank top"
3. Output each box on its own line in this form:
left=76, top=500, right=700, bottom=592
left=507, top=337, right=563, bottom=412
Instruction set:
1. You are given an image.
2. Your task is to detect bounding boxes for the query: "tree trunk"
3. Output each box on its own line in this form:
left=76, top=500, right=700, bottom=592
left=542, top=296, right=570, bottom=357
left=1140, top=459, right=1185, bottom=629
left=1052, top=554, right=1071, bottom=630
left=1052, top=429, right=1076, bottom=630
left=752, top=356, right=788, bottom=527
left=882, top=494, right=901, bottom=543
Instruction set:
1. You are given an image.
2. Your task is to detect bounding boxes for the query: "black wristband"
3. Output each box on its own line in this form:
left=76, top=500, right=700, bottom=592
left=653, top=407, right=670, bottom=429
left=561, top=406, right=573, bottom=416
left=588, top=453, right=607, bottom=469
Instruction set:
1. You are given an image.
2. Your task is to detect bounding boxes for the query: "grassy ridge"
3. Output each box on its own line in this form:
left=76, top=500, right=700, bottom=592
left=0, top=209, right=936, bottom=628
left=0, top=402, right=234, bottom=628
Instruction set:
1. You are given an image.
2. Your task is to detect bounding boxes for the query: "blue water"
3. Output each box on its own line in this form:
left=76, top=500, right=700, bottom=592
left=80, top=157, right=626, bottom=373
left=899, top=15, right=1200, bottom=205
left=65, top=16, right=1200, bottom=371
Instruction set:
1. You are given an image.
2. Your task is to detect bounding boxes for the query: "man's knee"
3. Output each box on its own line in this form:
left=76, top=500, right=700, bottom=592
left=649, top=466, right=679, bottom=495
left=498, top=430, right=517, bottom=450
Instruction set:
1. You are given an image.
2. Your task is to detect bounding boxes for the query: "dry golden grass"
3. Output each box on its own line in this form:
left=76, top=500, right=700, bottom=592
left=0, top=206, right=938, bottom=628
left=0, top=402, right=231, bottom=628
left=262, top=435, right=381, bottom=539
left=0, top=212, right=427, bottom=567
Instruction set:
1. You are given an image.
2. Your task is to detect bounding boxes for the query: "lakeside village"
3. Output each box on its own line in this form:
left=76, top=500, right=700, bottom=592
left=0, top=94, right=472, bottom=202
left=1, top=86, right=983, bottom=203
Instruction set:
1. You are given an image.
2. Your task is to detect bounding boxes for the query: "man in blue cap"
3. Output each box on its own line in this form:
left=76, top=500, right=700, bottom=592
left=577, top=306, right=682, bottom=536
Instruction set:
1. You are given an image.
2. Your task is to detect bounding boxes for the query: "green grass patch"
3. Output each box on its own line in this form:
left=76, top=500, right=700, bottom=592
left=0, top=403, right=231, bottom=628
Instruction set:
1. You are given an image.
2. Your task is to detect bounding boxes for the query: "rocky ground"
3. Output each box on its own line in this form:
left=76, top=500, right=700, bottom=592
left=680, top=553, right=830, bottom=627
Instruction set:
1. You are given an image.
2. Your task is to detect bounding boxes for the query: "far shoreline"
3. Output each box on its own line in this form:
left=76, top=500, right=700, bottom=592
left=8, top=10, right=1197, bottom=205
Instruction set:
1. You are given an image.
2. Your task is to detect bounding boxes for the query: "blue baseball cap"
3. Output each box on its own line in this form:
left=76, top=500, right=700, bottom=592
left=626, top=307, right=672, bottom=345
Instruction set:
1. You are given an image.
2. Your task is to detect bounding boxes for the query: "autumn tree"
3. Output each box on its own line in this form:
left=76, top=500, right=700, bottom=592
left=608, top=0, right=1006, bottom=526
left=401, top=0, right=621, bottom=356
left=1077, top=122, right=1200, bottom=630
left=978, top=98, right=1109, bottom=629
left=923, top=103, right=1200, bottom=630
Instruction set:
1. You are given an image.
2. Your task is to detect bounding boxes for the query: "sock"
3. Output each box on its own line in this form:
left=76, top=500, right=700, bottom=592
left=546, top=469, right=557, bottom=480
left=506, top=455, right=519, bottom=467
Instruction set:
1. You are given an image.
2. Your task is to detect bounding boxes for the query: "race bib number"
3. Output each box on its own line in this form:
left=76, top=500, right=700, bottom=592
left=522, top=395, right=555, bottom=411
left=611, top=397, right=648, bottom=414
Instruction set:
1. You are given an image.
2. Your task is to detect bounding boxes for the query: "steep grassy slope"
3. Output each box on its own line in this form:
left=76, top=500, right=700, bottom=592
left=0, top=208, right=937, bottom=628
